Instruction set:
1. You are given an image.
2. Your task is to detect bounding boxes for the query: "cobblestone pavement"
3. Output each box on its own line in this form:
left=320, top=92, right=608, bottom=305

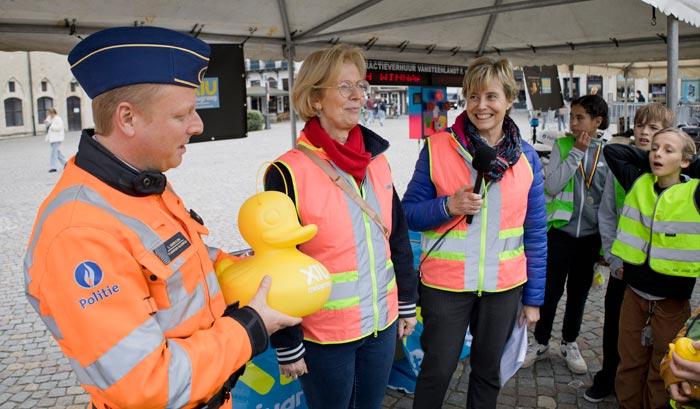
left=1, top=111, right=698, bottom=408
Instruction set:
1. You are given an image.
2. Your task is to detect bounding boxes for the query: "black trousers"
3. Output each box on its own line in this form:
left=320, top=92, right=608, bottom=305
left=534, top=228, right=601, bottom=345
left=592, top=275, right=626, bottom=390
left=413, top=284, right=522, bottom=409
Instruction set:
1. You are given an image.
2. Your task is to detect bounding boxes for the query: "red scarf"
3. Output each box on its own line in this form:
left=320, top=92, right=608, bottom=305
left=303, top=117, right=371, bottom=184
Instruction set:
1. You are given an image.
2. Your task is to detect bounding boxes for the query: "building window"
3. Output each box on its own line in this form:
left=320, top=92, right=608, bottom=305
left=70, top=81, right=78, bottom=92
left=283, top=78, right=289, bottom=90
left=37, top=97, right=54, bottom=124
left=4, top=98, right=24, bottom=127
left=41, top=81, right=48, bottom=92
left=250, top=80, right=261, bottom=87
left=8, top=81, right=15, bottom=93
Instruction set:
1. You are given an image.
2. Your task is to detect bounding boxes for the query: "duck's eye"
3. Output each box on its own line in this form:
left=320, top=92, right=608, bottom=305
left=262, top=208, right=282, bottom=226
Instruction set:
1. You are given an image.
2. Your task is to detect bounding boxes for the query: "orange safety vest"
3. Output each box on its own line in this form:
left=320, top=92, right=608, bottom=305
left=274, top=133, right=398, bottom=343
left=24, top=161, right=252, bottom=409
left=421, top=131, right=534, bottom=293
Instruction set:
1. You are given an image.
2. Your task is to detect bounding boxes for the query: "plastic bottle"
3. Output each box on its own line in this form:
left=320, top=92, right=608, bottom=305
left=668, top=337, right=700, bottom=362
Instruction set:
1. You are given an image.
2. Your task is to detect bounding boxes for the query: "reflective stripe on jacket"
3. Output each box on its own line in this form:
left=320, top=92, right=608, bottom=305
left=24, top=161, right=253, bottom=409
left=545, top=136, right=575, bottom=229
left=612, top=173, right=700, bottom=277
left=420, top=131, right=534, bottom=293
left=275, top=133, right=398, bottom=343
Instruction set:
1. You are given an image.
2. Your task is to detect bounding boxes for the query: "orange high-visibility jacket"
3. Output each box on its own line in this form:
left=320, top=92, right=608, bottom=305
left=421, top=132, right=534, bottom=293
left=24, top=136, right=265, bottom=409
left=275, top=134, right=398, bottom=343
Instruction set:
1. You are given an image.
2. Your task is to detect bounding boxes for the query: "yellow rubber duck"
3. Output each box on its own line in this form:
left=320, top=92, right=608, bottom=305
left=668, top=337, right=700, bottom=362
left=215, top=191, right=332, bottom=317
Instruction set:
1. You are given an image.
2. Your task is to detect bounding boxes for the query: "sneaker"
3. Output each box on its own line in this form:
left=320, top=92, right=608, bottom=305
left=583, top=382, right=613, bottom=403
left=522, top=341, right=549, bottom=368
left=560, top=341, right=588, bottom=374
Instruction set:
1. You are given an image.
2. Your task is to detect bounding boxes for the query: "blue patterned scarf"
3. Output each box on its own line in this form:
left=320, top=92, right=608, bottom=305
left=450, top=111, right=522, bottom=182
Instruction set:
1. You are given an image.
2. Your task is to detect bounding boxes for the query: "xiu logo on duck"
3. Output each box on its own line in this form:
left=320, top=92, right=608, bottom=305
left=74, top=261, right=121, bottom=309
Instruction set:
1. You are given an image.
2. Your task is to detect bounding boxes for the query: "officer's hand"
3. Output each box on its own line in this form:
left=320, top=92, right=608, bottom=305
left=247, top=276, right=302, bottom=335
left=671, top=341, right=700, bottom=384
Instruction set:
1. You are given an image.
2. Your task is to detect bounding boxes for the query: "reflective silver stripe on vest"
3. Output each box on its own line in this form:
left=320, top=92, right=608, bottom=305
left=206, top=245, right=219, bottom=264
left=615, top=230, right=649, bottom=254
left=471, top=181, right=505, bottom=290
left=69, top=317, right=165, bottom=389
left=166, top=339, right=194, bottom=409
left=548, top=190, right=575, bottom=217
left=620, top=204, right=653, bottom=228
left=650, top=246, right=700, bottom=263
left=654, top=220, right=700, bottom=235
left=335, top=164, right=393, bottom=334
left=205, top=269, right=221, bottom=299
left=25, top=290, right=64, bottom=340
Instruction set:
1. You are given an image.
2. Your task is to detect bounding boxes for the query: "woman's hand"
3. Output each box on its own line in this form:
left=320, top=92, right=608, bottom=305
left=279, top=359, right=308, bottom=380
left=447, top=185, right=483, bottom=216
left=398, top=317, right=417, bottom=339
left=519, top=305, right=540, bottom=328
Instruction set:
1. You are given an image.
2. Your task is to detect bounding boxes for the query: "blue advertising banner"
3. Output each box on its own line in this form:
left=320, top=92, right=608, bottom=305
left=196, top=77, right=221, bottom=109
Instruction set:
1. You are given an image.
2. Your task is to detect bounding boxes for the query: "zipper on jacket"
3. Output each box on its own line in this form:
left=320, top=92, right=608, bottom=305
left=477, top=181, right=489, bottom=297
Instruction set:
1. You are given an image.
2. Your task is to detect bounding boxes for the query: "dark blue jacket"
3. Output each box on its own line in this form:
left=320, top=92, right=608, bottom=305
left=401, top=125, right=547, bottom=306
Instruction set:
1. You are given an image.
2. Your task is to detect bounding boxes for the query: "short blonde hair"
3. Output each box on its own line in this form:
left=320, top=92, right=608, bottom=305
left=462, top=56, right=517, bottom=102
left=654, top=128, right=697, bottom=162
left=291, top=44, right=366, bottom=122
left=47, top=107, right=57, bottom=115
left=634, top=103, right=675, bottom=128
left=92, top=83, right=164, bottom=135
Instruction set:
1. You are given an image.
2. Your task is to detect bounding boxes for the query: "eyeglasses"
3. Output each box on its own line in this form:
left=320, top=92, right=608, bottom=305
left=316, top=80, right=370, bottom=98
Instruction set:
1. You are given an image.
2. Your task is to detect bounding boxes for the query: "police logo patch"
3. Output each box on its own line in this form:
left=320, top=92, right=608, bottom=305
left=74, top=261, right=104, bottom=289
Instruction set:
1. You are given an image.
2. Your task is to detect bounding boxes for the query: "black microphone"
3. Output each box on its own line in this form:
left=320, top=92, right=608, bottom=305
left=467, top=145, right=497, bottom=224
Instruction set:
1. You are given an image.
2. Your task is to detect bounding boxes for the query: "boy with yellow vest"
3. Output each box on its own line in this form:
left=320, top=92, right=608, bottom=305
left=605, top=128, right=699, bottom=409
left=585, top=104, right=675, bottom=403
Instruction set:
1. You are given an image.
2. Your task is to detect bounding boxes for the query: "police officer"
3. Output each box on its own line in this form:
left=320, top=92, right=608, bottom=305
left=24, top=26, right=300, bottom=409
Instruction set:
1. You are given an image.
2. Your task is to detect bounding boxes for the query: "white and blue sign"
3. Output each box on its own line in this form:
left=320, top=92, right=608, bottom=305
left=196, top=77, right=220, bottom=109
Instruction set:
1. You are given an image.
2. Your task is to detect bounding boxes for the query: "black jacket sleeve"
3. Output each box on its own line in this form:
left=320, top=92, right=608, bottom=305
left=389, top=188, right=419, bottom=316
left=264, top=163, right=305, bottom=355
left=603, top=144, right=647, bottom=192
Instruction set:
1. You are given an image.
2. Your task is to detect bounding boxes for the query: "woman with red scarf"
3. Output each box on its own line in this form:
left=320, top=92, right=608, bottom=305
left=402, top=57, right=547, bottom=408
left=264, top=44, right=418, bottom=409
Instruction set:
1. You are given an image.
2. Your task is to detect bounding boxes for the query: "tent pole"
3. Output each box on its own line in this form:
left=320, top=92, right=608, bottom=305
left=624, top=68, right=629, bottom=131
left=287, top=44, right=297, bottom=147
left=667, top=15, right=679, bottom=124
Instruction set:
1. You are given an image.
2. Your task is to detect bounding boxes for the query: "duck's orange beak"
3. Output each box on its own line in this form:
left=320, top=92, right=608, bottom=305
left=262, top=223, right=317, bottom=246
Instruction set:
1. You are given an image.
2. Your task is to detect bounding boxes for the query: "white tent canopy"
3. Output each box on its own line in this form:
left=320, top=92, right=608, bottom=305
left=0, top=0, right=699, bottom=67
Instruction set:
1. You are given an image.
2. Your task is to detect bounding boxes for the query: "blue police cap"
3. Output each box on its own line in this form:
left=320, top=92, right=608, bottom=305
left=68, top=26, right=210, bottom=99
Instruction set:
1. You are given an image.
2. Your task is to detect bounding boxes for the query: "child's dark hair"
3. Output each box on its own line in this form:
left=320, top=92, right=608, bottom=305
left=571, top=94, right=609, bottom=130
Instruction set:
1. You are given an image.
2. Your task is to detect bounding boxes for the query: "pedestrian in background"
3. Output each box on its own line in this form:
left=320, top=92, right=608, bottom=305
left=524, top=94, right=610, bottom=375
left=44, top=107, right=67, bottom=172
left=403, top=56, right=546, bottom=409
left=585, top=103, right=674, bottom=403
left=24, top=26, right=299, bottom=409
left=378, top=97, right=387, bottom=126
left=264, top=44, right=418, bottom=409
